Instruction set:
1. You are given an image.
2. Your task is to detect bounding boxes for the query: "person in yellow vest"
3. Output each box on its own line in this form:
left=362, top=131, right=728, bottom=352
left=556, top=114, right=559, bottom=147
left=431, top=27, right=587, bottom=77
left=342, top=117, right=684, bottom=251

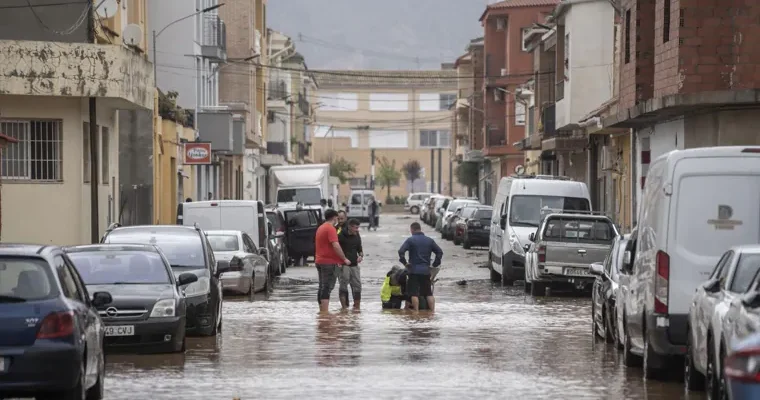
left=381, top=266, right=408, bottom=309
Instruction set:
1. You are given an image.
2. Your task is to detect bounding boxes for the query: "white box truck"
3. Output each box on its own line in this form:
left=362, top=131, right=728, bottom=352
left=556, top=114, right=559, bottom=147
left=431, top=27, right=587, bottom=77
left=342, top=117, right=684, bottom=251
left=269, top=164, right=330, bottom=206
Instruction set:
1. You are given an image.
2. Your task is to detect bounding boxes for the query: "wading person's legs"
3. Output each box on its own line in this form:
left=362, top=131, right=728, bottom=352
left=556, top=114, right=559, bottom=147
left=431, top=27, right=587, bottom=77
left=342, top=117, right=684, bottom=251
left=317, top=264, right=339, bottom=313
left=349, top=266, right=361, bottom=309
left=338, top=264, right=351, bottom=309
left=407, top=274, right=421, bottom=311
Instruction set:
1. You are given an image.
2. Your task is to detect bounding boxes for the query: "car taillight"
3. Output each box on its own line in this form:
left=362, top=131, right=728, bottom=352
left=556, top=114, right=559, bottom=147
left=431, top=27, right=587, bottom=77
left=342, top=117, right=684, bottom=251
left=654, top=250, right=669, bottom=314
left=37, top=311, right=75, bottom=339
left=724, top=347, right=760, bottom=383
left=538, top=245, right=546, bottom=263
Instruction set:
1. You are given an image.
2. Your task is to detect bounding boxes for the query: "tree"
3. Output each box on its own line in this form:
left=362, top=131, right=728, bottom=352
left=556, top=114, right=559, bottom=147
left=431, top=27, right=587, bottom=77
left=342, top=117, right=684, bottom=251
left=401, top=160, right=422, bottom=193
left=322, top=156, right=356, bottom=184
left=455, top=162, right=480, bottom=196
left=375, top=156, right=401, bottom=202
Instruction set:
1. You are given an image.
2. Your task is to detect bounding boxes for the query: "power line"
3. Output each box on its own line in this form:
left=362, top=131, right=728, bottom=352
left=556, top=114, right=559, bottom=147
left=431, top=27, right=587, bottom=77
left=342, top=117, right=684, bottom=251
left=25, top=0, right=94, bottom=36
left=0, top=0, right=87, bottom=10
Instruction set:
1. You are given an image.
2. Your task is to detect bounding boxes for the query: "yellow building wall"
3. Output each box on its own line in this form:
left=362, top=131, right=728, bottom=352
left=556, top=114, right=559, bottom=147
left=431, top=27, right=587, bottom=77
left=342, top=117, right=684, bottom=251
left=179, top=126, right=196, bottom=201
left=154, top=119, right=180, bottom=225
left=613, top=133, right=632, bottom=233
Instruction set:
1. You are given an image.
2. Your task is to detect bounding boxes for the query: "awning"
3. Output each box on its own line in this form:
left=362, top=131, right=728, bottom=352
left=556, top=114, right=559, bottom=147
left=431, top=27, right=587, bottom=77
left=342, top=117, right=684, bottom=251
left=541, top=136, right=587, bottom=151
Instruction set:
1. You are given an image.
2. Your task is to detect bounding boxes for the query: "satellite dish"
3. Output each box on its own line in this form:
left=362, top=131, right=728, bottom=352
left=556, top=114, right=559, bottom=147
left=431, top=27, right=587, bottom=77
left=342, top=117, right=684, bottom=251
left=122, top=24, right=143, bottom=47
left=95, top=0, right=118, bottom=19
left=515, top=165, right=526, bottom=175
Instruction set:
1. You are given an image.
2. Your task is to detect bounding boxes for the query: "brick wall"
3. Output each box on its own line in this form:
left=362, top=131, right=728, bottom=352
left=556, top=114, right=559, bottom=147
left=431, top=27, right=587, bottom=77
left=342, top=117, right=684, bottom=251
left=472, top=46, right=485, bottom=150
left=619, top=0, right=656, bottom=110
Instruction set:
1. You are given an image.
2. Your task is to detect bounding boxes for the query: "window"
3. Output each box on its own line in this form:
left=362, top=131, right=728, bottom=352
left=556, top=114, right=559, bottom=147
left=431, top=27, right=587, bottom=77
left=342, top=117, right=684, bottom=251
left=55, top=255, right=84, bottom=302
left=1, top=120, right=62, bottom=182
left=419, top=130, right=450, bottom=148
left=318, top=92, right=358, bottom=111
left=242, top=234, right=258, bottom=253
left=663, top=0, right=671, bottom=42
left=83, top=122, right=91, bottom=183
left=419, top=93, right=456, bottom=111
left=314, top=126, right=358, bottom=147
left=0, top=257, right=54, bottom=300
left=369, top=93, right=408, bottom=111
left=624, top=9, right=631, bottom=63
left=207, top=235, right=240, bottom=252
left=564, top=33, right=570, bottom=79
left=515, top=102, right=526, bottom=126
left=369, top=130, right=408, bottom=148
left=496, top=18, right=506, bottom=31
left=440, top=93, right=456, bottom=110
left=67, top=251, right=171, bottom=285
left=730, top=253, right=760, bottom=293
left=349, top=177, right=367, bottom=188
left=101, top=126, right=110, bottom=185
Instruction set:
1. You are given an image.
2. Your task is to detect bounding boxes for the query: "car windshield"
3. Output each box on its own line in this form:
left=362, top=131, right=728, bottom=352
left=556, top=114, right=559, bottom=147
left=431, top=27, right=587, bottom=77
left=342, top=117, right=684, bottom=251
left=475, top=209, right=493, bottom=219
left=543, top=217, right=615, bottom=244
left=67, top=251, right=171, bottom=285
left=610, top=239, right=629, bottom=280
left=206, top=235, right=240, bottom=252
left=105, top=230, right=206, bottom=268
left=0, top=257, right=55, bottom=301
left=266, top=212, right=283, bottom=231
left=448, top=200, right=477, bottom=212
left=277, top=188, right=321, bottom=205
left=510, top=195, right=590, bottom=227
left=286, top=210, right=318, bottom=228
left=730, top=253, right=760, bottom=293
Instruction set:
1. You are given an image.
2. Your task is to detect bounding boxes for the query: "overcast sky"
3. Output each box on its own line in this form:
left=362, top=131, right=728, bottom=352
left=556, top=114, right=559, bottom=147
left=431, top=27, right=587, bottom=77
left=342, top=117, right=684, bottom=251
left=267, top=0, right=487, bottom=70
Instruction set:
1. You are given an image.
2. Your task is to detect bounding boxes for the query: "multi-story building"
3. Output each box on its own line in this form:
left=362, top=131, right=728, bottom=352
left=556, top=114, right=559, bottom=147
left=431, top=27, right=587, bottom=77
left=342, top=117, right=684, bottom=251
left=0, top=0, right=153, bottom=244
left=219, top=0, right=268, bottom=201
left=478, top=0, right=558, bottom=199
left=311, top=68, right=464, bottom=201
left=149, top=0, right=229, bottom=202
left=603, top=0, right=760, bottom=218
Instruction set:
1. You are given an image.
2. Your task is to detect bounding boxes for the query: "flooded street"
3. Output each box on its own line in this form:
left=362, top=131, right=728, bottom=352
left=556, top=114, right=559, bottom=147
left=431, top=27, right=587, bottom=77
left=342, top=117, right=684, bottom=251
left=103, top=215, right=697, bottom=399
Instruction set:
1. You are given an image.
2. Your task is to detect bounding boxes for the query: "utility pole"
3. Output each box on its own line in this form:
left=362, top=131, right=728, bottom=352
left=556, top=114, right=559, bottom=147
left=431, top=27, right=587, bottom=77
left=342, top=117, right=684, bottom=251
left=437, top=148, right=442, bottom=196
left=88, top=3, right=99, bottom=243
left=449, top=150, right=453, bottom=196
left=370, top=148, right=375, bottom=189
left=430, top=149, right=435, bottom=192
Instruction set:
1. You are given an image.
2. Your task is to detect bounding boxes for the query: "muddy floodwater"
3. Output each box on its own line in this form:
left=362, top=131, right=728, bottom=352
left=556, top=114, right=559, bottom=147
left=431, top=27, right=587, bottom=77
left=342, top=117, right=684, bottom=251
left=101, top=215, right=700, bottom=399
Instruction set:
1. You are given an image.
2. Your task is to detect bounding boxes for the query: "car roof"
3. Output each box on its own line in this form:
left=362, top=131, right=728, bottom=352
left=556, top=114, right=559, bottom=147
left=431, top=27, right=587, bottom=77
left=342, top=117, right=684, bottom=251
left=205, top=230, right=243, bottom=236
left=64, top=244, right=159, bottom=253
left=109, top=225, right=200, bottom=234
left=0, top=243, right=55, bottom=256
left=730, top=244, right=760, bottom=254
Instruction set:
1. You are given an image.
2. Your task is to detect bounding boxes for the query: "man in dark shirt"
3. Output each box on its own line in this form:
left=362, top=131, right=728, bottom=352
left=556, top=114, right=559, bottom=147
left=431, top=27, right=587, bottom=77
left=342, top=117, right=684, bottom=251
left=398, top=222, right=443, bottom=312
left=338, top=218, right=363, bottom=309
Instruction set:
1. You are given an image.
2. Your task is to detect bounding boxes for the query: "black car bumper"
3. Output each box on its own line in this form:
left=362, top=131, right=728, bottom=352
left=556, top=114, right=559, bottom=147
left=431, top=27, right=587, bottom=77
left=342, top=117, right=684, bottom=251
left=103, top=316, right=185, bottom=353
left=465, top=230, right=489, bottom=245
left=646, top=313, right=688, bottom=360
left=503, top=252, right=525, bottom=281
left=186, top=295, right=216, bottom=336
left=0, top=341, right=81, bottom=396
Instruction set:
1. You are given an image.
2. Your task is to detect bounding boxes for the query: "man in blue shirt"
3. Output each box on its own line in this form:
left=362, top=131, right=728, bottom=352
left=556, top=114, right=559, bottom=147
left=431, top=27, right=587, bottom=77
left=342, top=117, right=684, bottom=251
left=398, top=222, right=443, bottom=312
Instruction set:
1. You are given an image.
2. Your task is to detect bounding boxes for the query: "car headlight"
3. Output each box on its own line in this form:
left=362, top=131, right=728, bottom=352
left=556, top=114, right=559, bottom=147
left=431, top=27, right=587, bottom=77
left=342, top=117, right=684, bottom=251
left=509, top=234, right=525, bottom=256
left=150, top=299, right=176, bottom=318
left=184, top=276, right=211, bottom=298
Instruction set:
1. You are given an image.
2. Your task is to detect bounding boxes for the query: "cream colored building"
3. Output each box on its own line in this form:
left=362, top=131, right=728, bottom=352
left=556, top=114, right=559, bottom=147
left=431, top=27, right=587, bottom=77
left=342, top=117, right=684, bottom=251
left=0, top=1, right=153, bottom=245
left=313, top=69, right=466, bottom=202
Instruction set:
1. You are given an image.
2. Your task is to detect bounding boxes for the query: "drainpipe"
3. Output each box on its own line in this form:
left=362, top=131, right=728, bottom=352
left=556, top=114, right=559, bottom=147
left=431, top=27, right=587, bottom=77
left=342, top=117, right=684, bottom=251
left=88, top=4, right=99, bottom=243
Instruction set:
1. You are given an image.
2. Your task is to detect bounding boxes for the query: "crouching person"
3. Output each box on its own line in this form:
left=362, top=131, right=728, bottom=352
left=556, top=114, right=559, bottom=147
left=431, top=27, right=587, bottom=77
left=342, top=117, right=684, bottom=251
left=381, top=266, right=408, bottom=309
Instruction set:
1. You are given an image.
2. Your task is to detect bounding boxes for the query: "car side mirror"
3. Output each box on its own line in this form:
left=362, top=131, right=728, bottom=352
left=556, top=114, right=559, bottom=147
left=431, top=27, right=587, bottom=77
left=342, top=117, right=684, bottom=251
left=259, top=248, right=269, bottom=259
left=703, top=278, right=721, bottom=293
left=274, top=231, right=285, bottom=238
left=523, top=244, right=531, bottom=252
left=268, top=224, right=274, bottom=237
left=589, top=263, right=604, bottom=276
left=177, top=272, right=198, bottom=286
left=499, top=215, right=506, bottom=230
left=528, top=232, right=535, bottom=242
left=91, top=291, right=113, bottom=307
left=741, top=292, right=760, bottom=308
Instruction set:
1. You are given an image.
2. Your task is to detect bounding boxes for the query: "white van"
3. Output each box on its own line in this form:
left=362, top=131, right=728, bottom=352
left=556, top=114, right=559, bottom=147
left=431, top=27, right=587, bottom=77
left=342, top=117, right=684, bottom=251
left=405, top=192, right=433, bottom=214
left=182, top=200, right=267, bottom=251
left=489, top=175, right=591, bottom=285
left=347, top=189, right=377, bottom=222
left=620, top=146, right=760, bottom=376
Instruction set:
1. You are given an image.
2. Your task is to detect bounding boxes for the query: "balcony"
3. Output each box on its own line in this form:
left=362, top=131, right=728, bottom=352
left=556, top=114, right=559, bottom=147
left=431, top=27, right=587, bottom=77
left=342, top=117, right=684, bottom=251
left=0, top=40, right=153, bottom=110
left=201, top=15, right=227, bottom=62
left=541, top=103, right=556, bottom=137
left=483, top=126, right=511, bottom=157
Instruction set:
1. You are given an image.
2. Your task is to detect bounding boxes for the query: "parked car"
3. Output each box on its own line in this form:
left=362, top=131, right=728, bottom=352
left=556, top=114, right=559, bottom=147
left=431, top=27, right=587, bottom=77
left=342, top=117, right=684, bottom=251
left=590, top=234, right=630, bottom=346
left=489, top=175, right=591, bottom=286
left=684, top=245, right=760, bottom=395
left=724, top=331, right=760, bottom=400
left=421, top=195, right=442, bottom=225
left=64, top=244, right=197, bottom=354
left=524, top=212, right=617, bottom=296
left=0, top=244, right=113, bottom=400
left=436, top=197, right=469, bottom=232
left=206, top=230, right=271, bottom=295
left=441, top=206, right=465, bottom=240
left=454, top=206, right=493, bottom=248
left=405, top=192, right=433, bottom=214
left=280, top=203, right=322, bottom=265
left=620, top=146, right=760, bottom=380
left=266, top=206, right=289, bottom=272
left=615, top=227, right=638, bottom=356
left=102, top=224, right=227, bottom=337
left=721, top=267, right=760, bottom=386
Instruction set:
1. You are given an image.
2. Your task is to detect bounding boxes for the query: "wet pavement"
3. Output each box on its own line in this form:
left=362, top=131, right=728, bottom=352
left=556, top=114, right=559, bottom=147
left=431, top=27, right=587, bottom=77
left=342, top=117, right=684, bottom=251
left=102, top=214, right=701, bottom=399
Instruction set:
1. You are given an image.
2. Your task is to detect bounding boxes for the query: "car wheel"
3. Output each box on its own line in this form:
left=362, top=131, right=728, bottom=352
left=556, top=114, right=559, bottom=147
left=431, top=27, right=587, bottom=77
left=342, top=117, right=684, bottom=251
left=489, top=260, right=501, bottom=283
left=706, top=338, right=719, bottom=400
left=52, top=357, right=86, bottom=400
left=85, top=349, right=104, bottom=400
left=622, top=321, right=643, bottom=368
left=643, top=334, right=666, bottom=380
left=605, top=308, right=619, bottom=346
left=462, top=235, right=471, bottom=249
left=175, top=334, right=186, bottom=353
left=684, top=330, right=705, bottom=391
left=453, top=237, right=461, bottom=245
left=591, top=302, right=600, bottom=340
left=604, top=307, right=615, bottom=344
left=502, top=259, right=515, bottom=286
left=531, top=281, right=545, bottom=296
left=410, top=206, right=419, bottom=214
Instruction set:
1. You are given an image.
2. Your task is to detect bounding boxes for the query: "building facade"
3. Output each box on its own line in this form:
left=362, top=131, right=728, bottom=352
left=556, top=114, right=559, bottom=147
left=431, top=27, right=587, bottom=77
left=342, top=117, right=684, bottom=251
left=0, top=0, right=153, bottom=245
left=312, top=69, right=464, bottom=202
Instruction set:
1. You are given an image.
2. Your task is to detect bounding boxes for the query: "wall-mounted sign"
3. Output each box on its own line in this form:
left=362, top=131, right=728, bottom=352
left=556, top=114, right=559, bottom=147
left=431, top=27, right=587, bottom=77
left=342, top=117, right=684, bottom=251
left=183, top=142, right=211, bottom=165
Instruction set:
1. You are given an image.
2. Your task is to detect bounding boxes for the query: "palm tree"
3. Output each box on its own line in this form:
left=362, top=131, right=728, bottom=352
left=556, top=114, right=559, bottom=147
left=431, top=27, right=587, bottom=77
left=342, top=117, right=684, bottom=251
left=376, top=156, right=401, bottom=202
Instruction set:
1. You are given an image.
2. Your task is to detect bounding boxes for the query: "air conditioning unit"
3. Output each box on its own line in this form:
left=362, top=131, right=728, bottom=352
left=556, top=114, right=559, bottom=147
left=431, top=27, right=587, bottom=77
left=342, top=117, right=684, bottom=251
left=500, top=68, right=507, bottom=76
left=601, top=146, right=615, bottom=170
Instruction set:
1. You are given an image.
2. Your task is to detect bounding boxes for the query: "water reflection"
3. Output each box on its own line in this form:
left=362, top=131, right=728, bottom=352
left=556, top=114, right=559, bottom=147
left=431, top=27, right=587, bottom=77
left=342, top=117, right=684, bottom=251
left=106, top=353, right=185, bottom=373
left=315, top=311, right=362, bottom=367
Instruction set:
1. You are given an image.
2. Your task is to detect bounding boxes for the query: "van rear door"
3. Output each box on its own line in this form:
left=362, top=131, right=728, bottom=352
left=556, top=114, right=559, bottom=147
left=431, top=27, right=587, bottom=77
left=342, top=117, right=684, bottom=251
left=183, top=203, right=222, bottom=231
left=668, top=156, right=760, bottom=320
left=219, top=203, right=259, bottom=242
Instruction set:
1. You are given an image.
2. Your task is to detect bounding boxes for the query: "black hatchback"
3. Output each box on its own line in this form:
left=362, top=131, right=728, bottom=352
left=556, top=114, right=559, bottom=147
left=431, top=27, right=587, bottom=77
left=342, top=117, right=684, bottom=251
left=101, top=225, right=230, bottom=337
left=64, top=244, right=198, bottom=353
left=457, top=206, right=493, bottom=249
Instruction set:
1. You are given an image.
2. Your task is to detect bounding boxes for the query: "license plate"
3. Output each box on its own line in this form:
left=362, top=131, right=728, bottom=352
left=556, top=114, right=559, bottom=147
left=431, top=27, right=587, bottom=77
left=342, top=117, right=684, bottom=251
left=105, top=325, right=135, bottom=336
left=566, top=268, right=590, bottom=276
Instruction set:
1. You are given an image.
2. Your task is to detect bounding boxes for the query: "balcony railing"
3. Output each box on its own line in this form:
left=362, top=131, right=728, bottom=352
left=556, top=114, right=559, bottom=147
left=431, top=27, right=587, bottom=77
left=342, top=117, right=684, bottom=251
left=541, top=103, right=556, bottom=137
left=267, top=80, right=287, bottom=101
left=201, top=15, right=226, bottom=60
left=486, top=127, right=505, bottom=147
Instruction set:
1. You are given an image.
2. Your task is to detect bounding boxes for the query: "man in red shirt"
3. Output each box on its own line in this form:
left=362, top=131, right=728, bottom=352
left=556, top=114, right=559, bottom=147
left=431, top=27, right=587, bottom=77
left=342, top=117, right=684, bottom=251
left=315, top=209, right=351, bottom=313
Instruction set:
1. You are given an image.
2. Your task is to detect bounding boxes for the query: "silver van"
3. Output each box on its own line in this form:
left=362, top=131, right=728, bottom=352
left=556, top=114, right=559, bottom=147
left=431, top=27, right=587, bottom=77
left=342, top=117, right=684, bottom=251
left=489, top=175, right=591, bottom=285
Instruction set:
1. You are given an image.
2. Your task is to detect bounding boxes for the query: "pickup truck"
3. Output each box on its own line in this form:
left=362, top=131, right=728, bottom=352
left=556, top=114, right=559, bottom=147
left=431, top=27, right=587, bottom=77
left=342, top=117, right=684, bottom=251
left=524, top=213, right=618, bottom=296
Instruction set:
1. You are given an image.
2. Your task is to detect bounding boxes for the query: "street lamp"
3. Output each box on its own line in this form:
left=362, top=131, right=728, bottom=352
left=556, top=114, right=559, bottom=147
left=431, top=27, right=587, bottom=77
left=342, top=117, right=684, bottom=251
left=152, top=4, right=225, bottom=90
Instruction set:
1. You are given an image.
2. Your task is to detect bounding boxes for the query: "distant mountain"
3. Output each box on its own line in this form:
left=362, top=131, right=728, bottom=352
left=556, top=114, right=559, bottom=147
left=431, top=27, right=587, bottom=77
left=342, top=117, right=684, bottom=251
left=267, top=0, right=487, bottom=70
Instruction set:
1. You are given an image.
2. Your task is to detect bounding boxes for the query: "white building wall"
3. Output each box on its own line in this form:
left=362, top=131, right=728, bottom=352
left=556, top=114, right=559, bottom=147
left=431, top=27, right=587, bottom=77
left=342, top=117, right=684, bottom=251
left=633, top=118, right=684, bottom=216
left=1, top=96, right=119, bottom=245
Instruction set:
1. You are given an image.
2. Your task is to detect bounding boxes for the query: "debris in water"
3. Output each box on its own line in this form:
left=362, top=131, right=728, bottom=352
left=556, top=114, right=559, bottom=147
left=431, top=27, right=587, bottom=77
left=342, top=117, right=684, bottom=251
left=456, top=280, right=467, bottom=286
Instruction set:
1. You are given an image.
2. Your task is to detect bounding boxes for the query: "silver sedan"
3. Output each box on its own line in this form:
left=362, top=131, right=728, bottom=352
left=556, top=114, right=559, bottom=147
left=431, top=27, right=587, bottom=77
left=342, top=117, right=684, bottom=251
left=206, top=230, right=270, bottom=295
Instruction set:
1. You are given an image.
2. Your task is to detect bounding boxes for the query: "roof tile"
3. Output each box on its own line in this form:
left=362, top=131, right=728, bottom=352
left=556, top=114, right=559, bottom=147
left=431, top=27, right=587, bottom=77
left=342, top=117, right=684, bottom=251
left=488, top=0, right=559, bottom=9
